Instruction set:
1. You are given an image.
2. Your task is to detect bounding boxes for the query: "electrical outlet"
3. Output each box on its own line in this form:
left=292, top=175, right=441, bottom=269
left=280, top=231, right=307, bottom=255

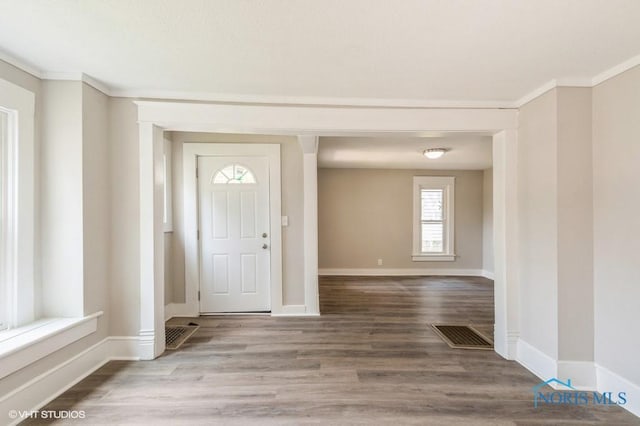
left=377, top=258, right=383, bottom=266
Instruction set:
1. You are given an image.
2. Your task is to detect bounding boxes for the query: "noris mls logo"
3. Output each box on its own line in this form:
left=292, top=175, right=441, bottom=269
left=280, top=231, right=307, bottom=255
left=533, top=378, right=627, bottom=408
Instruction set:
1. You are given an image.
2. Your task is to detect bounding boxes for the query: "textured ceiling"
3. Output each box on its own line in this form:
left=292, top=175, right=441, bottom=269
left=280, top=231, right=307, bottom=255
left=0, top=0, right=639, bottom=104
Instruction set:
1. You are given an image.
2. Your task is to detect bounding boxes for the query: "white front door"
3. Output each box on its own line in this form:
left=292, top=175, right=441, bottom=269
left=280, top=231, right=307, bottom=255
left=198, top=156, right=271, bottom=312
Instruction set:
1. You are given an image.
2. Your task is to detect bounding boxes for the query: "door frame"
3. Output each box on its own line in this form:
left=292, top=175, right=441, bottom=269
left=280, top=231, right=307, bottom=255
left=183, top=143, right=283, bottom=315
left=136, top=100, right=518, bottom=360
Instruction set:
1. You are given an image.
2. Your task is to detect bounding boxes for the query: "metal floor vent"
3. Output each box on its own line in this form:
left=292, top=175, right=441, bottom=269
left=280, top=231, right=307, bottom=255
left=165, top=325, right=199, bottom=350
left=431, top=324, right=493, bottom=350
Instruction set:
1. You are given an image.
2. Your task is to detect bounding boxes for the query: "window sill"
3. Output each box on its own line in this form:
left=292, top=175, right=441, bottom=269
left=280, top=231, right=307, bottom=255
left=0, top=311, right=102, bottom=379
left=412, top=254, right=457, bottom=262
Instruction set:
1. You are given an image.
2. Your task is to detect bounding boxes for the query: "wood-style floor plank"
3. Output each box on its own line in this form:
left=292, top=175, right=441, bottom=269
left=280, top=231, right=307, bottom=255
left=23, top=276, right=639, bottom=425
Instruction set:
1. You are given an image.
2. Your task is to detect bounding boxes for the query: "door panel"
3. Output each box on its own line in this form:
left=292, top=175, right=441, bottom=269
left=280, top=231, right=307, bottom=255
left=198, top=156, right=270, bottom=312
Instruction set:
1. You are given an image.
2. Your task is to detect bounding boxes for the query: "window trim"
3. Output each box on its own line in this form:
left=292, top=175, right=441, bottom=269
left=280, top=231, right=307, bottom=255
left=0, top=311, right=102, bottom=379
left=0, top=78, right=35, bottom=330
left=412, top=176, right=456, bottom=262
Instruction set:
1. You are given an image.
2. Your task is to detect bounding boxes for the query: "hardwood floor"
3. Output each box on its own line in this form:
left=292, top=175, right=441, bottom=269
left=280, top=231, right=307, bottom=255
left=26, top=276, right=638, bottom=425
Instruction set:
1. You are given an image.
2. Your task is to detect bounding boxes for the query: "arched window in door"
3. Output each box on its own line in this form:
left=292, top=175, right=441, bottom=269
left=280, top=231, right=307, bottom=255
left=212, top=164, right=256, bottom=184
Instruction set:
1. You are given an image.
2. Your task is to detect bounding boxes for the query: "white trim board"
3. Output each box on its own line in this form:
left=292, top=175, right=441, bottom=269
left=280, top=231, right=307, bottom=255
left=516, top=339, right=558, bottom=385
left=299, top=136, right=320, bottom=315
left=318, top=268, right=487, bottom=277
left=164, top=303, right=197, bottom=321
left=0, top=312, right=102, bottom=379
left=516, top=339, right=640, bottom=418
left=481, top=270, right=495, bottom=280
left=596, top=364, right=640, bottom=418
left=517, top=339, right=596, bottom=391
left=0, top=336, right=140, bottom=426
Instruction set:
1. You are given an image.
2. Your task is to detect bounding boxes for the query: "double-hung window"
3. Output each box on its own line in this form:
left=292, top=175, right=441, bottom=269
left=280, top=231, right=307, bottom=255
left=412, top=176, right=456, bottom=261
left=0, top=78, right=35, bottom=331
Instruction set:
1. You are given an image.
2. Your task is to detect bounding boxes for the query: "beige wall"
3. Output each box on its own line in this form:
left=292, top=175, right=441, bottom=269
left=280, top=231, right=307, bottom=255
left=517, top=87, right=595, bottom=364
left=108, top=98, right=140, bottom=336
left=556, top=87, right=594, bottom=362
left=169, top=132, right=306, bottom=306
left=593, top=65, right=640, bottom=385
left=482, top=168, right=493, bottom=274
left=81, top=83, right=111, bottom=319
left=318, top=168, right=484, bottom=271
left=517, top=89, right=559, bottom=358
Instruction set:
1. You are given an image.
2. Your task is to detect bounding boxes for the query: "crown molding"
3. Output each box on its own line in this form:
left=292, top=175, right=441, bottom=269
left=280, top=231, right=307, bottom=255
left=514, top=78, right=593, bottom=108
left=591, top=53, right=640, bottom=87
left=513, top=80, right=559, bottom=108
left=112, top=89, right=516, bottom=109
left=0, top=49, right=43, bottom=79
left=1, top=48, right=639, bottom=109
left=40, top=72, right=112, bottom=97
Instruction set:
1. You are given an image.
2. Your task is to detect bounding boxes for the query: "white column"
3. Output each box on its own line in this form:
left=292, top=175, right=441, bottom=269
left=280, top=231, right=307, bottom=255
left=299, top=135, right=320, bottom=315
left=139, top=122, right=166, bottom=359
left=492, top=129, right=519, bottom=360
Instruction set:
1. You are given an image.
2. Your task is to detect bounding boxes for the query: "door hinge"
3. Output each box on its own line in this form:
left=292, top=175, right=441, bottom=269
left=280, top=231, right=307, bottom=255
left=198, top=291, right=201, bottom=301
left=195, top=167, right=198, bottom=178
left=197, top=230, right=200, bottom=240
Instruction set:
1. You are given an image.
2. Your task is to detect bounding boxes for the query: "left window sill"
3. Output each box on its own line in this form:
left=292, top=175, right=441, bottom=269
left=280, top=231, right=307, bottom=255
left=0, top=311, right=102, bottom=379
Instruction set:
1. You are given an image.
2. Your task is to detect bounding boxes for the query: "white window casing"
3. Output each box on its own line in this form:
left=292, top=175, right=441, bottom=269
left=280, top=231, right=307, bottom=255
left=412, top=176, right=456, bottom=261
left=0, top=78, right=35, bottom=329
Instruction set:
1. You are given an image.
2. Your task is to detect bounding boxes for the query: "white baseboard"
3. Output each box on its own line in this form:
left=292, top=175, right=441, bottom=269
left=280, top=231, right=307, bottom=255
left=596, top=363, right=640, bottom=418
left=516, top=339, right=558, bottom=384
left=516, top=339, right=639, bottom=418
left=481, top=269, right=495, bottom=280
left=318, top=268, right=486, bottom=277
left=0, top=336, right=140, bottom=426
left=164, top=303, right=197, bottom=321
left=271, top=304, right=320, bottom=317
left=506, top=331, right=519, bottom=360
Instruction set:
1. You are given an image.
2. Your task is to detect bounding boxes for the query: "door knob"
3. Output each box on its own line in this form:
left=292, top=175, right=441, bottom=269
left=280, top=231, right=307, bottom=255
left=262, top=244, right=268, bottom=249
left=262, top=233, right=268, bottom=238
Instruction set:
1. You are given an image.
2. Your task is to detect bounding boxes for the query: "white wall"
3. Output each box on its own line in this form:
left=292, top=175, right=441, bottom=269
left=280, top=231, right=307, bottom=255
left=82, top=84, right=110, bottom=319
left=482, top=168, right=493, bottom=275
left=593, top=65, right=640, bottom=386
left=40, top=81, right=84, bottom=317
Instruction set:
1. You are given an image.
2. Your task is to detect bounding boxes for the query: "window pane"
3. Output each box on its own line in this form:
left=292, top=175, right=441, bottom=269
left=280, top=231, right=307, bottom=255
left=421, top=189, right=443, bottom=221
left=213, top=164, right=256, bottom=184
left=421, top=222, right=443, bottom=253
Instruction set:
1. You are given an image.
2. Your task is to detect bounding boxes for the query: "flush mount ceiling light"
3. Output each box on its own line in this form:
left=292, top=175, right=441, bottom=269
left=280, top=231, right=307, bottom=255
left=423, top=148, right=448, bottom=159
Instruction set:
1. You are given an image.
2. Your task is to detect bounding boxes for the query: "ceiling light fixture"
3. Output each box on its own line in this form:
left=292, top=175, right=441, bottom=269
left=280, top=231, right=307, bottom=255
left=423, top=148, right=448, bottom=159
